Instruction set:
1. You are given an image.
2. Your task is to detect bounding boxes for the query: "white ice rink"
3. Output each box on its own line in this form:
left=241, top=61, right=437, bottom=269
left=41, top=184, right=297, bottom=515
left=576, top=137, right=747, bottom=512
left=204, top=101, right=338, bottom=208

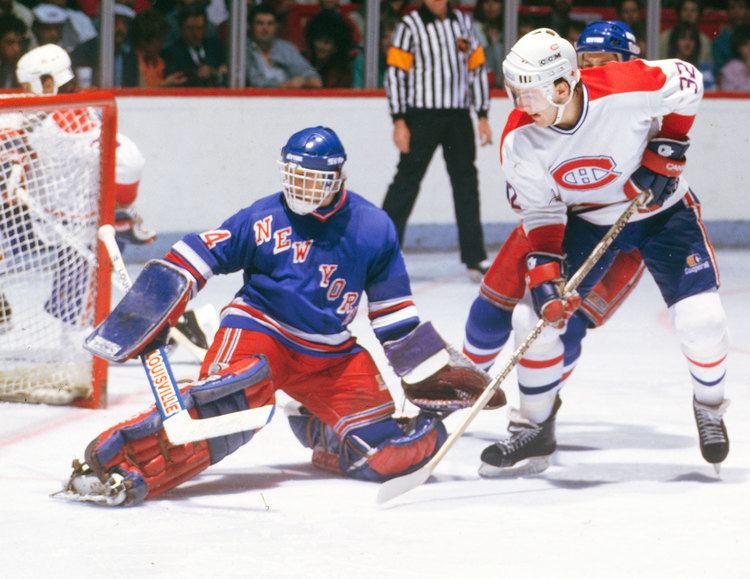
left=1, top=249, right=748, bottom=578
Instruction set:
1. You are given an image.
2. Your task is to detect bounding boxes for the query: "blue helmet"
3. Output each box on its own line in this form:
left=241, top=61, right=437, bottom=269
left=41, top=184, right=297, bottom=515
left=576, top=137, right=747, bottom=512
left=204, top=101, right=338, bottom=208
left=280, top=126, right=347, bottom=172
left=575, top=20, right=640, bottom=61
left=279, top=127, right=347, bottom=215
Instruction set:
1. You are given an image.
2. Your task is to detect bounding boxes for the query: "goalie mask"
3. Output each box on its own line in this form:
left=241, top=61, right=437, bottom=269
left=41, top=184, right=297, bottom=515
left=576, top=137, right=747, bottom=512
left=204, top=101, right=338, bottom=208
left=16, top=44, right=75, bottom=95
left=279, top=126, right=346, bottom=215
left=503, top=28, right=580, bottom=125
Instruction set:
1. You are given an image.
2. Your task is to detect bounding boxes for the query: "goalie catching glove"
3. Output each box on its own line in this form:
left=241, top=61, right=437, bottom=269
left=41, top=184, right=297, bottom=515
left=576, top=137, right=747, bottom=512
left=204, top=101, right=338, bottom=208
left=383, top=322, right=506, bottom=413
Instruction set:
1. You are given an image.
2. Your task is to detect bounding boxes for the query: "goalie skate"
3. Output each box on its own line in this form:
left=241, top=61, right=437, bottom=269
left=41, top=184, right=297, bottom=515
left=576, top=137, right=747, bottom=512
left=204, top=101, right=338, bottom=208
left=693, top=397, right=730, bottom=474
left=51, top=459, right=128, bottom=507
left=166, top=304, right=219, bottom=359
left=175, top=305, right=218, bottom=350
left=478, top=397, right=561, bottom=478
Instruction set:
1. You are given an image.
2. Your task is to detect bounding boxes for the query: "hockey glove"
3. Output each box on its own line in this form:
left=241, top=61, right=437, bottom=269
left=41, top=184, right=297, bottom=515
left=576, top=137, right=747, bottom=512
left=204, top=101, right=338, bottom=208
left=115, top=207, right=156, bottom=245
left=526, top=252, right=581, bottom=328
left=383, top=322, right=505, bottom=414
left=624, top=137, right=689, bottom=210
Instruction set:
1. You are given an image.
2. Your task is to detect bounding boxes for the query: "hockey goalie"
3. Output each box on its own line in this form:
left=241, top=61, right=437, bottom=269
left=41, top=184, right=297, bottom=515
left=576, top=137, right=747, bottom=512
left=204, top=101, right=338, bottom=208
left=58, top=125, right=504, bottom=506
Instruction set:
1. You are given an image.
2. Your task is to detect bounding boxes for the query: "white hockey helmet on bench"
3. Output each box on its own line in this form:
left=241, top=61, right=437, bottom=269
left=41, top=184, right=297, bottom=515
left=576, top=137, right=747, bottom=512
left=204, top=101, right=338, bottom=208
left=16, top=44, right=75, bottom=95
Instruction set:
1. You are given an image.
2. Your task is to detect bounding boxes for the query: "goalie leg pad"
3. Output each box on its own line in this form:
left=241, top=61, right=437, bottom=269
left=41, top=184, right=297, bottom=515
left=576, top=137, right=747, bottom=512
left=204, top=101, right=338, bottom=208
left=191, top=355, right=274, bottom=463
left=288, top=410, right=447, bottom=482
left=84, top=404, right=212, bottom=505
left=85, top=355, right=274, bottom=503
left=84, top=259, right=192, bottom=362
left=344, top=414, right=447, bottom=481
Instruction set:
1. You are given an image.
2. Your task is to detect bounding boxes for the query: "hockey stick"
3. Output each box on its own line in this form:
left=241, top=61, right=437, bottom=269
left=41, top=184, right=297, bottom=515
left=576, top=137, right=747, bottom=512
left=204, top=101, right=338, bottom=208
left=377, top=197, right=643, bottom=504
left=98, top=224, right=274, bottom=445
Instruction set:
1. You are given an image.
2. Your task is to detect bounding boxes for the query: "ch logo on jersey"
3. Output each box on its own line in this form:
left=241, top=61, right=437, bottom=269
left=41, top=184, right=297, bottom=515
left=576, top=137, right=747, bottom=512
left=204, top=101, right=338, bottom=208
left=552, top=157, right=621, bottom=191
left=686, top=253, right=702, bottom=267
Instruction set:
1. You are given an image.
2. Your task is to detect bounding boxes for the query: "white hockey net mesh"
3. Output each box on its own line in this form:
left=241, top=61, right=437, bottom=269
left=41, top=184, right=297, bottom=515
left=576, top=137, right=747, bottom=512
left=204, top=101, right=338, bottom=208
left=0, top=94, right=114, bottom=406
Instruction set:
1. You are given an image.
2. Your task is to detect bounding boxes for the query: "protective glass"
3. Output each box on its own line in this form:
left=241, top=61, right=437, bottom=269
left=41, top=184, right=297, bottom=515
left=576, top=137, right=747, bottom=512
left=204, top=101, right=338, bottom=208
left=505, top=84, right=553, bottom=115
left=278, top=161, right=343, bottom=215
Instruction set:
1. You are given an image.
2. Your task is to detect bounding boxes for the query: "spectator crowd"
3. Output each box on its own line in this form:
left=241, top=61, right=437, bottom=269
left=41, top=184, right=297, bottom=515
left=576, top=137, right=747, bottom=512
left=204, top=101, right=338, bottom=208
left=0, top=0, right=747, bottom=91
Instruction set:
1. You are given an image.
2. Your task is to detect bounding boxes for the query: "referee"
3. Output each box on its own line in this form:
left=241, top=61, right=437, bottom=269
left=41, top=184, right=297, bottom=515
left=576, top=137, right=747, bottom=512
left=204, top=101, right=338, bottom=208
left=383, top=0, right=492, bottom=279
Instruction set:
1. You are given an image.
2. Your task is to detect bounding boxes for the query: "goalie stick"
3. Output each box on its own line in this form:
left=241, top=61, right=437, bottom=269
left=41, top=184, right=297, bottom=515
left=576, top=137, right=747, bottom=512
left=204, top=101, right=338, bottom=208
left=98, top=224, right=274, bottom=445
left=377, top=196, right=644, bottom=504
left=7, top=164, right=208, bottom=363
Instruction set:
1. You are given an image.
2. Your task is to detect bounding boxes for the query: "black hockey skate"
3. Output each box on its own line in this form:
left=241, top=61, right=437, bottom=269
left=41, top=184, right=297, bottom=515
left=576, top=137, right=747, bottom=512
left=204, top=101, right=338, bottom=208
left=165, top=304, right=219, bottom=359
left=479, top=396, right=562, bottom=478
left=693, top=397, right=730, bottom=474
left=174, top=309, right=210, bottom=350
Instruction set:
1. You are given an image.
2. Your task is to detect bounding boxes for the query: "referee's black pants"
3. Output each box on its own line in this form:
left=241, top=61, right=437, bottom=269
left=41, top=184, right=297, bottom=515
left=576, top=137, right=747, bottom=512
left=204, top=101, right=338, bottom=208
left=382, top=109, right=487, bottom=266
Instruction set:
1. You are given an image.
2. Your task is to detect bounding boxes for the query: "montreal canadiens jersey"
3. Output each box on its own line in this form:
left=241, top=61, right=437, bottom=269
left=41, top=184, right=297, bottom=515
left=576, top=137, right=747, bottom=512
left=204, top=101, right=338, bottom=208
left=165, top=190, right=419, bottom=356
left=500, top=59, right=704, bottom=234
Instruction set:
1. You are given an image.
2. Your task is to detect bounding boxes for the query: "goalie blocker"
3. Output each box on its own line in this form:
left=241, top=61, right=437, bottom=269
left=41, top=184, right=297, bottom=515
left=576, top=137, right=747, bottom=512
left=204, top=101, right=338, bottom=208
left=84, top=259, right=192, bottom=363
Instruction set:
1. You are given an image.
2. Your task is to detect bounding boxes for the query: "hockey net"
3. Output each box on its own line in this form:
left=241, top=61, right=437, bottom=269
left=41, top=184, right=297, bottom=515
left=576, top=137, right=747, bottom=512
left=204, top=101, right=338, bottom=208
left=0, top=92, right=116, bottom=408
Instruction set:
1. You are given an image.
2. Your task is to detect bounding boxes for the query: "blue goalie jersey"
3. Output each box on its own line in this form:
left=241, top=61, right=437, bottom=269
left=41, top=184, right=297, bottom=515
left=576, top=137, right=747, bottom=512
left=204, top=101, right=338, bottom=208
left=165, top=190, right=419, bottom=356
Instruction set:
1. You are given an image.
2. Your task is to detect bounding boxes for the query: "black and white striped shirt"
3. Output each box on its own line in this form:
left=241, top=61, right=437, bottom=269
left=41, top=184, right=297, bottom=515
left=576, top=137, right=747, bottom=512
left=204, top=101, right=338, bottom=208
left=385, top=6, right=490, bottom=118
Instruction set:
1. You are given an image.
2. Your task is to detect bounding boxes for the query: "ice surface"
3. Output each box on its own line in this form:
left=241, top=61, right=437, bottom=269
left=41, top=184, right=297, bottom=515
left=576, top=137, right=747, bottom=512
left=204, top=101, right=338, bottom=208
left=1, top=250, right=748, bottom=578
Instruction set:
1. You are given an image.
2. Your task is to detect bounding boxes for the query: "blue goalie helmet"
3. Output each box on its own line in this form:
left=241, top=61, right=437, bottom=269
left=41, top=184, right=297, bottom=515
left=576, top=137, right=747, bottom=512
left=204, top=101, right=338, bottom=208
left=575, top=20, right=640, bottom=61
left=279, top=126, right=347, bottom=215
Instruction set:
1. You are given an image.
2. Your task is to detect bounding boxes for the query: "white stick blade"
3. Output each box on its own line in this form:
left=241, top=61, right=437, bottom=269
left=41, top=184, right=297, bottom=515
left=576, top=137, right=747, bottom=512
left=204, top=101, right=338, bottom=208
left=164, top=404, right=275, bottom=445
left=377, top=465, right=433, bottom=505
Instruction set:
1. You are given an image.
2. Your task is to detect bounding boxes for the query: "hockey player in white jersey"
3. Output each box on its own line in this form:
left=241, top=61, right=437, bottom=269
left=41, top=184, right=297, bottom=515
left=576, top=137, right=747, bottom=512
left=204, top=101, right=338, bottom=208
left=15, top=44, right=156, bottom=248
left=2, top=44, right=212, bottom=351
left=479, top=28, right=730, bottom=476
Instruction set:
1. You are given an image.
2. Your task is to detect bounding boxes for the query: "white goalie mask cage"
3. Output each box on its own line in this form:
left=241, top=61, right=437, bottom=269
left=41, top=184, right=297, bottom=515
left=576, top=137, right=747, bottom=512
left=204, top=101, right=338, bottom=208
left=278, top=162, right=345, bottom=215
left=278, top=126, right=347, bottom=215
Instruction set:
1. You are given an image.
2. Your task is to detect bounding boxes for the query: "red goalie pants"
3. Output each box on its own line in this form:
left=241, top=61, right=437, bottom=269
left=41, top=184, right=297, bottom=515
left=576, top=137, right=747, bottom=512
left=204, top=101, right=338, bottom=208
left=201, top=328, right=395, bottom=438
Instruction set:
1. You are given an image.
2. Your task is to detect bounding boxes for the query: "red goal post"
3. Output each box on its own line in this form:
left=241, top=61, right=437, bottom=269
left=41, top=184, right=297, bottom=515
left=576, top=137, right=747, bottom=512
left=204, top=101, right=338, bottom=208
left=0, top=91, right=116, bottom=408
